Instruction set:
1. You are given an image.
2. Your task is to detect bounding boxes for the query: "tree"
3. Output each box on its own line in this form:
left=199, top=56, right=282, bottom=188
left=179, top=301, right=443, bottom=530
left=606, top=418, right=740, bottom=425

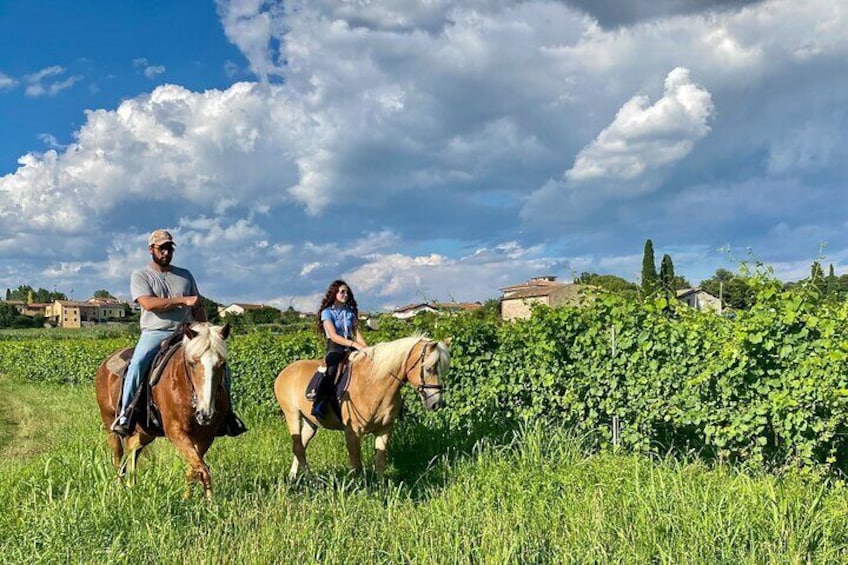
left=810, top=261, right=827, bottom=296
left=194, top=296, right=220, bottom=323
left=0, top=302, right=16, bottom=327
left=7, top=285, right=33, bottom=301
left=826, top=264, right=838, bottom=301
left=700, top=269, right=755, bottom=310
left=4, top=288, right=10, bottom=301
left=641, top=239, right=658, bottom=296
left=671, top=275, right=691, bottom=290
left=7, top=285, right=66, bottom=303
left=575, top=272, right=639, bottom=298
left=472, top=298, right=502, bottom=320
left=659, top=254, right=675, bottom=294
left=246, top=307, right=282, bottom=325
left=93, top=289, right=115, bottom=299
left=281, top=306, right=301, bottom=325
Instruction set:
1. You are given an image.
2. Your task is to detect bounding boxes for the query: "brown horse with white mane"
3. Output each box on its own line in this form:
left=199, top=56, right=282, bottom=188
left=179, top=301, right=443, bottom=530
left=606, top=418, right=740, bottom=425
left=95, top=322, right=232, bottom=497
left=274, top=335, right=450, bottom=479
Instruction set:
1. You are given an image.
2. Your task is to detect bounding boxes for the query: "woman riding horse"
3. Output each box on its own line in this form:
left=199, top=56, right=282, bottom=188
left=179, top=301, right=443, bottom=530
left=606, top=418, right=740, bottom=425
left=275, top=334, right=450, bottom=479
left=310, top=280, right=368, bottom=419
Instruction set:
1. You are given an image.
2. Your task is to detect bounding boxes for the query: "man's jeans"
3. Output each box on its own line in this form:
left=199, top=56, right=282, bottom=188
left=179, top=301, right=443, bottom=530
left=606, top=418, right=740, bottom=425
left=118, top=329, right=173, bottom=418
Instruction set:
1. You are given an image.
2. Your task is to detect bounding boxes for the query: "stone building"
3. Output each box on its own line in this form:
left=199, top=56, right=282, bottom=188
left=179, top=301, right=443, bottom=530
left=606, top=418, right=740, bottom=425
left=499, top=276, right=588, bottom=321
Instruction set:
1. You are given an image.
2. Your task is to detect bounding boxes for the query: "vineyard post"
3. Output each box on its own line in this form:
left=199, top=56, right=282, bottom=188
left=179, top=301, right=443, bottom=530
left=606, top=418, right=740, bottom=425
left=611, top=325, right=620, bottom=448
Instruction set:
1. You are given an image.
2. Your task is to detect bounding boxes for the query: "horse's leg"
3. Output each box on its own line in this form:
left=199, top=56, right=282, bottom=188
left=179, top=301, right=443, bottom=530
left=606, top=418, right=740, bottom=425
left=289, top=415, right=317, bottom=481
left=107, top=432, right=124, bottom=473
left=171, top=433, right=213, bottom=498
left=120, top=433, right=152, bottom=484
left=374, top=427, right=393, bottom=476
left=343, top=427, right=364, bottom=473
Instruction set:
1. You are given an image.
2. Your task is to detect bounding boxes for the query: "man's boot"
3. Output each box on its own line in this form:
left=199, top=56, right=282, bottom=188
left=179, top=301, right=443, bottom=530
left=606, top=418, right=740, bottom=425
left=110, top=413, right=131, bottom=437
left=218, top=411, right=248, bottom=437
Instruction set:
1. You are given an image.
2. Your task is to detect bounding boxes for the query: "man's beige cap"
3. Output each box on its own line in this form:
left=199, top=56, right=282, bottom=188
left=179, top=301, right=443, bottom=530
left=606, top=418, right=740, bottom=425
left=148, top=229, right=176, bottom=247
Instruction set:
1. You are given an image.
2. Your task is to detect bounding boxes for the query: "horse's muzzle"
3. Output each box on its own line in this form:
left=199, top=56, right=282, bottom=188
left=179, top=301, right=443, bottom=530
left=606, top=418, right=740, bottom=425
left=195, top=411, right=215, bottom=426
left=423, top=394, right=445, bottom=411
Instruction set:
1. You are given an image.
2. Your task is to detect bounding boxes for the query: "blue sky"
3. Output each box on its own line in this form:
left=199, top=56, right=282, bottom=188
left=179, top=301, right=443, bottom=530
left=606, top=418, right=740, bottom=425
left=1, top=0, right=847, bottom=312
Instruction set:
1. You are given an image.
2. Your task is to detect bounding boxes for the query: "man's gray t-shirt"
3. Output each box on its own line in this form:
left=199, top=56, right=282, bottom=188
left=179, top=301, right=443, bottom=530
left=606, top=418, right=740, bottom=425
left=130, top=265, right=199, bottom=332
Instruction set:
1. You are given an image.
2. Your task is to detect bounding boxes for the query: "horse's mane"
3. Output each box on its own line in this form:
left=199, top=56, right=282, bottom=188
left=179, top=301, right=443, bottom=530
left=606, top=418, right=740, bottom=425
left=351, top=333, right=449, bottom=382
left=184, top=322, right=228, bottom=361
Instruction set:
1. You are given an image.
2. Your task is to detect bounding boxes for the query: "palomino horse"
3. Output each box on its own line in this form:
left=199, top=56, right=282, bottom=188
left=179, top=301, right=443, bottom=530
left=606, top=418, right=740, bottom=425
left=274, top=335, right=450, bottom=479
left=95, top=322, right=231, bottom=497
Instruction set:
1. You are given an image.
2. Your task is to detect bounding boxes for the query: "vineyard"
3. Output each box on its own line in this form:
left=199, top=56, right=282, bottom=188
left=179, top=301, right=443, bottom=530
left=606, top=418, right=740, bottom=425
left=3, top=271, right=848, bottom=476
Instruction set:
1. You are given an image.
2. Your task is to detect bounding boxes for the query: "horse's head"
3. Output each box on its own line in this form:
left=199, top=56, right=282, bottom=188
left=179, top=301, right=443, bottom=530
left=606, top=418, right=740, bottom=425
left=183, top=322, right=231, bottom=426
left=404, top=338, right=451, bottom=411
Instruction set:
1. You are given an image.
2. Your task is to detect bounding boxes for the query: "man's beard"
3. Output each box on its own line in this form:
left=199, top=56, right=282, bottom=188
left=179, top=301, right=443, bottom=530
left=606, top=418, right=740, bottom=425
left=152, top=254, right=172, bottom=268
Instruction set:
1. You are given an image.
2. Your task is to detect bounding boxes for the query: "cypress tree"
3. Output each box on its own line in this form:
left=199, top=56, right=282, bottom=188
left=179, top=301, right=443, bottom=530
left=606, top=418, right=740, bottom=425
left=659, top=254, right=675, bottom=293
left=826, top=263, right=838, bottom=300
left=811, top=261, right=826, bottom=295
left=641, top=239, right=658, bottom=295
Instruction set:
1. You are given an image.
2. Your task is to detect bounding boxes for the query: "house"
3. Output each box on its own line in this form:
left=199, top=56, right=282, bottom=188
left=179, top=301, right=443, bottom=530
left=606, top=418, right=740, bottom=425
left=391, top=302, right=482, bottom=319
left=434, top=302, right=483, bottom=314
left=3, top=300, right=49, bottom=317
left=392, top=303, right=439, bottom=319
left=499, top=276, right=589, bottom=321
left=218, top=303, right=268, bottom=317
left=676, top=288, right=722, bottom=313
left=85, top=297, right=128, bottom=319
left=44, top=299, right=129, bottom=328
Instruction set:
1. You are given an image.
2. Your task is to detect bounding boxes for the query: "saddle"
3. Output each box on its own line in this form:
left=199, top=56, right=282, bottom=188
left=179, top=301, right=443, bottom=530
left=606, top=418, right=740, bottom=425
left=114, top=330, right=185, bottom=437
left=305, top=356, right=353, bottom=419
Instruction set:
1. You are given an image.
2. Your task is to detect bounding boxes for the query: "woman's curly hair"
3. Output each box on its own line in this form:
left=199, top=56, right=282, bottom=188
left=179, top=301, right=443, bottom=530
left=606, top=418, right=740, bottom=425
left=316, top=279, right=359, bottom=335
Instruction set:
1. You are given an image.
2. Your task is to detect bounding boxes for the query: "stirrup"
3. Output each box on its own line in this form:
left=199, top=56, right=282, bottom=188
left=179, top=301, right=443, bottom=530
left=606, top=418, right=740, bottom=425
left=110, top=416, right=130, bottom=437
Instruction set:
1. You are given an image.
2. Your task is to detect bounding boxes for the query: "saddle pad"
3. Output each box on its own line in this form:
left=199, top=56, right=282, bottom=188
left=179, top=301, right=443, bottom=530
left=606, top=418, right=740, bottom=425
left=305, top=363, right=353, bottom=402
left=148, top=342, right=182, bottom=387
left=106, top=347, right=134, bottom=378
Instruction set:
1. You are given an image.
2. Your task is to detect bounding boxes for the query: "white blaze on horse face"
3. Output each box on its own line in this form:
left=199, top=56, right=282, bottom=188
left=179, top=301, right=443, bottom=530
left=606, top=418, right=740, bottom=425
left=197, top=350, right=220, bottom=420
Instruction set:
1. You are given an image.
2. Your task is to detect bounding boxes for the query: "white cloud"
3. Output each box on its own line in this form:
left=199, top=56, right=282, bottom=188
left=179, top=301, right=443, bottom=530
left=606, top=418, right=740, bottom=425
left=216, top=0, right=287, bottom=82
left=0, top=82, right=307, bottom=234
left=344, top=241, right=571, bottom=310
left=3, top=0, right=848, bottom=306
left=0, top=71, right=17, bottom=91
left=299, top=262, right=320, bottom=276
left=24, top=66, right=82, bottom=97
left=567, top=68, right=713, bottom=184
left=133, top=57, right=166, bottom=79
left=522, top=67, right=714, bottom=223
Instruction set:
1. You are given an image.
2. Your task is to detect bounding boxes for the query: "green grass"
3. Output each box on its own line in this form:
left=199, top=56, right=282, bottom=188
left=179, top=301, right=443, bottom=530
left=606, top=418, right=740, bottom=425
left=0, top=325, right=134, bottom=340
left=2, top=376, right=848, bottom=564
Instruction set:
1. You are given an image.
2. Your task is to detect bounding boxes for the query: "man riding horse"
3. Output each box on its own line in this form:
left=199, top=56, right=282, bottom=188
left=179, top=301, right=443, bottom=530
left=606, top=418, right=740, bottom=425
left=109, top=229, right=246, bottom=438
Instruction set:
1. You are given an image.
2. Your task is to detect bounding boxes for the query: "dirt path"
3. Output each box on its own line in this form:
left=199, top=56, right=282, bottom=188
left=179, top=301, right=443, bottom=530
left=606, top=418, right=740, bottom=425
left=0, top=376, right=27, bottom=456
left=0, top=376, right=94, bottom=459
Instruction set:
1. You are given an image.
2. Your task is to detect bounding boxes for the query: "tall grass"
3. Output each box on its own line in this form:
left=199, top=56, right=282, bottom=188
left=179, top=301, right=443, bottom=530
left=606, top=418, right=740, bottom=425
left=2, top=377, right=848, bottom=563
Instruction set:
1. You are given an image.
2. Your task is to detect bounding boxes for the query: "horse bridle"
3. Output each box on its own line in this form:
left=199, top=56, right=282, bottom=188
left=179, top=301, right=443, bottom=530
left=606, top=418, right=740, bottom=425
left=181, top=348, right=227, bottom=410
left=400, top=341, right=444, bottom=400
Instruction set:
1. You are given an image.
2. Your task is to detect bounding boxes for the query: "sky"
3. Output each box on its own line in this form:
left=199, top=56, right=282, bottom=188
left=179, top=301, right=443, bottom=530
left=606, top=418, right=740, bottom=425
left=1, top=0, right=847, bottom=313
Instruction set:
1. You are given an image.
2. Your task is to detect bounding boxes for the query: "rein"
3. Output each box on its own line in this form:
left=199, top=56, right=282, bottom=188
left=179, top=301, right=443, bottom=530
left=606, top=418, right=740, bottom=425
left=181, top=347, right=199, bottom=410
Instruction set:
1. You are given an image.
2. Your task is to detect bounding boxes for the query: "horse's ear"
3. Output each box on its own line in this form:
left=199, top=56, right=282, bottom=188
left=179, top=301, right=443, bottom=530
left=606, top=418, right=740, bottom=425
left=220, top=323, right=231, bottom=340
left=442, top=337, right=452, bottom=346
left=183, top=323, right=197, bottom=339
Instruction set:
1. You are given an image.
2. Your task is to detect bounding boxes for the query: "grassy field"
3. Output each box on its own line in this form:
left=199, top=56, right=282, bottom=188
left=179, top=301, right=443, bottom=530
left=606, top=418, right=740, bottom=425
left=2, top=376, right=848, bottom=564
